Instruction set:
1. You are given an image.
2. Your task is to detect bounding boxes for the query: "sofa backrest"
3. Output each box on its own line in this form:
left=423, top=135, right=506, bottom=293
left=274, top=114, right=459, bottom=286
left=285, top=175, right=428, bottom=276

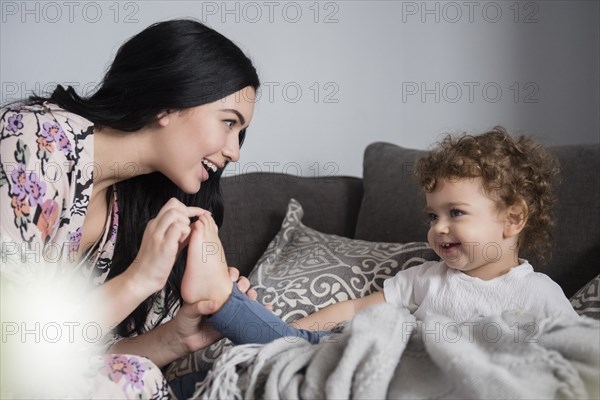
left=355, top=142, right=600, bottom=297
left=219, top=173, right=363, bottom=277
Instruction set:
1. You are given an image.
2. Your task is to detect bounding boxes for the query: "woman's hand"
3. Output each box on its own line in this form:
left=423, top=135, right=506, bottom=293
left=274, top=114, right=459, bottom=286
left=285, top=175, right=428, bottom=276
left=124, top=197, right=210, bottom=298
left=174, top=267, right=257, bottom=353
left=105, top=266, right=259, bottom=368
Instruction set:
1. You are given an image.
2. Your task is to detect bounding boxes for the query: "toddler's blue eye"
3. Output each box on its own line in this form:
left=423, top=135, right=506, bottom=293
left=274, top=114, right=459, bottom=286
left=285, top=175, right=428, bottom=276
left=450, top=209, right=464, bottom=217
left=428, top=213, right=438, bottom=222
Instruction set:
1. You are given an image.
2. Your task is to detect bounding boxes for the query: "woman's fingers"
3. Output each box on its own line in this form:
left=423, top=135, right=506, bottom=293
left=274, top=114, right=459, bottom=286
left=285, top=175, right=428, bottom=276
left=181, top=218, right=208, bottom=250
left=156, top=197, right=210, bottom=220
left=194, top=213, right=218, bottom=233
left=152, top=200, right=211, bottom=240
left=164, top=220, right=191, bottom=246
left=152, top=209, right=192, bottom=238
left=131, top=199, right=217, bottom=296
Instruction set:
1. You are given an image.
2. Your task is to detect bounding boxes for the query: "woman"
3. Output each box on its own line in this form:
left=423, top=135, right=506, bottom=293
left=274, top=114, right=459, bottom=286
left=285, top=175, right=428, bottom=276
left=0, top=19, right=259, bottom=398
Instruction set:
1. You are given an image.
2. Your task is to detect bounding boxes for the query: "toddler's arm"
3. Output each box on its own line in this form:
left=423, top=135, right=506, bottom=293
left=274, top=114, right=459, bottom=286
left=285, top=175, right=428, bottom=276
left=291, top=292, right=385, bottom=331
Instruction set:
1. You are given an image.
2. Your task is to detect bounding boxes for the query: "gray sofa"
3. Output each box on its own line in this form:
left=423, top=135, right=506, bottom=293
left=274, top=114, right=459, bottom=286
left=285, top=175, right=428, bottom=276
left=220, top=142, right=599, bottom=300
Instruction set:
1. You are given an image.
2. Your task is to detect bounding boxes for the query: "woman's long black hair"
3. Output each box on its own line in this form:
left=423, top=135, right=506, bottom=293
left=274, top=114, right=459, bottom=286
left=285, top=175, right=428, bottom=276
left=27, top=19, right=260, bottom=336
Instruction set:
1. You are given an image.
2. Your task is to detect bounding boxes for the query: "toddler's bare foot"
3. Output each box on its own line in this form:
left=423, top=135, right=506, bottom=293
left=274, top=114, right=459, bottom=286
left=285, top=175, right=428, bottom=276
left=181, top=216, right=233, bottom=310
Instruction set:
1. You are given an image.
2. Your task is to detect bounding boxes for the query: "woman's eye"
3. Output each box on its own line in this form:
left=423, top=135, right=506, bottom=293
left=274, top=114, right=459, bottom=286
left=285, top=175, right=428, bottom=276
left=450, top=209, right=464, bottom=217
left=224, top=120, right=236, bottom=128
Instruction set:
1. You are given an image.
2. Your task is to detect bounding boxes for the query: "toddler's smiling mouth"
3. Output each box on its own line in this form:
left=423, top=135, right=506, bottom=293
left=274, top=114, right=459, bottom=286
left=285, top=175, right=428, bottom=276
left=440, top=242, right=461, bottom=251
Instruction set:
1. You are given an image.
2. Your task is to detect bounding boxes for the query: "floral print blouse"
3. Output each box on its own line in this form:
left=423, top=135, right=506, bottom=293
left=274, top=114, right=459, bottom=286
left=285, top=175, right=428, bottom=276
left=1, top=102, right=115, bottom=281
left=1, top=102, right=174, bottom=398
left=0, top=102, right=178, bottom=340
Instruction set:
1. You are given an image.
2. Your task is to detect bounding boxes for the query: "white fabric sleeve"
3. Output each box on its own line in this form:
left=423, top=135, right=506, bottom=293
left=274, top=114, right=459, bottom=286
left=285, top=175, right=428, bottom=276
left=532, top=273, right=580, bottom=318
left=383, top=262, right=434, bottom=312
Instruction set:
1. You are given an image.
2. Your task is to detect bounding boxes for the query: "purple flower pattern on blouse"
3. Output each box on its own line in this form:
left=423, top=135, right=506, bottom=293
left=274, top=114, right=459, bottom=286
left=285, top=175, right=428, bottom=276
left=9, top=165, right=47, bottom=208
left=25, top=172, right=46, bottom=208
left=123, top=357, right=147, bottom=391
left=41, top=121, right=72, bottom=154
left=9, top=164, right=28, bottom=201
left=101, top=355, right=148, bottom=392
left=68, top=227, right=82, bottom=255
left=7, top=113, right=24, bottom=133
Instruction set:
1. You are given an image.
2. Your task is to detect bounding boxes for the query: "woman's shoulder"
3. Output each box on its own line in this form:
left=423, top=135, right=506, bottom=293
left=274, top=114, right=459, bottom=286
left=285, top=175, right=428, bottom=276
left=2, top=101, right=93, bottom=134
left=2, top=101, right=64, bottom=123
left=42, top=102, right=94, bottom=131
left=0, top=101, right=97, bottom=245
left=1, top=101, right=94, bottom=160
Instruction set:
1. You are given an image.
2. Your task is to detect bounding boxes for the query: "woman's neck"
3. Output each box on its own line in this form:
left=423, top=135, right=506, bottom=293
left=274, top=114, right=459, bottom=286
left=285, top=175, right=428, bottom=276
left=92, top=125, right=156, bottom=193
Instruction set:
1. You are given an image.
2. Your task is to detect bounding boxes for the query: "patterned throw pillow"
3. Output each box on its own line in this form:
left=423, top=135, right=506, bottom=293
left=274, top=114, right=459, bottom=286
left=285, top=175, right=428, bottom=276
left=165, top=198, right=439, bottom=380
left=570, top=274, right=600, bottom=319
left=249, top=198, right=439, bottom=322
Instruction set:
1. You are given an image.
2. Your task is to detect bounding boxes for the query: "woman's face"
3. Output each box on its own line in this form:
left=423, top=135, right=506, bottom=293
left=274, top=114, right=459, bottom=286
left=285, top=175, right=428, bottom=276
left=155, top=86, right=256, bottom=194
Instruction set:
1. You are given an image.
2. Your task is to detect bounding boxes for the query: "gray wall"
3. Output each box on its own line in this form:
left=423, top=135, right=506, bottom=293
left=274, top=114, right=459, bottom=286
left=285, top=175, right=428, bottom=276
left=2, top=0, right=598, bottom=177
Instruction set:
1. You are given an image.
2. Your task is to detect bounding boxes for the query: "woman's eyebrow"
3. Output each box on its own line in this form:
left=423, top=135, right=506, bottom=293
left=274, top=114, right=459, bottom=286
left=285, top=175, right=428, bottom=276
left=221, top=109, right=246, bottom=126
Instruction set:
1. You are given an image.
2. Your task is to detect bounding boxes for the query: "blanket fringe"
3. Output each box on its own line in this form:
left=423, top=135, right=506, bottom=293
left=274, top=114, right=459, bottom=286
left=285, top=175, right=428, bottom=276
left=192, top=344, right=262, bottom=400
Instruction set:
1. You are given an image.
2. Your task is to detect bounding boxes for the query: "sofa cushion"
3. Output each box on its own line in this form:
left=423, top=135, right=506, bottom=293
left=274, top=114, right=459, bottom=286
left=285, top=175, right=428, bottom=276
left=219, top=173, right=363, bottom=277
left=355, top=142, right=600, bottom=297
left=354, top=143, right=429, bottom=244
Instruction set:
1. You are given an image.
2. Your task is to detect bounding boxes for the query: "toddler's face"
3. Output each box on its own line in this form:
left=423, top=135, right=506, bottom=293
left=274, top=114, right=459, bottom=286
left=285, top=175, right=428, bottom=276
left=425, top=177, right=519, bottom=280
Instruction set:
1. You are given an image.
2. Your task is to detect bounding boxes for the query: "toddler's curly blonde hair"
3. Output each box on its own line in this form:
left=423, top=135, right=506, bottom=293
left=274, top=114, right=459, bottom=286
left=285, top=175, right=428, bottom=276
left=416, top=127, right=560, bottom=263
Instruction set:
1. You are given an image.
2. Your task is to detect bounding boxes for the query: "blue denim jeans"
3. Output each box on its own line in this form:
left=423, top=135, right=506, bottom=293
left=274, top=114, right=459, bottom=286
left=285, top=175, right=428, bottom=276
left=206, top=283, right=331, bottom=345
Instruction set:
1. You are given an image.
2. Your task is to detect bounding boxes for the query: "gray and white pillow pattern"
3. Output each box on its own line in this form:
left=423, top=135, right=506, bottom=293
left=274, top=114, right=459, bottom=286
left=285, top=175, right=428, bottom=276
left=165, top=198, right=439, bottom=380
left=570, top=274, right=600, bottom=319
left=249, top=198, right=439, bottom=323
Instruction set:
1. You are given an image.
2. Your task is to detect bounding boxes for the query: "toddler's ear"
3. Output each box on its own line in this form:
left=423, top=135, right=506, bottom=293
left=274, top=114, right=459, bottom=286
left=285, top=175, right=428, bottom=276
left=503, top=200, right=528, bottom=238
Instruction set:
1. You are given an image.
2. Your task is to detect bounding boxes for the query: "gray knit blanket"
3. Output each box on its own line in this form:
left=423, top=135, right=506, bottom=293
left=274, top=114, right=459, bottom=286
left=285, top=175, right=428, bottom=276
left=193, top=303, right=600, bottom=399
